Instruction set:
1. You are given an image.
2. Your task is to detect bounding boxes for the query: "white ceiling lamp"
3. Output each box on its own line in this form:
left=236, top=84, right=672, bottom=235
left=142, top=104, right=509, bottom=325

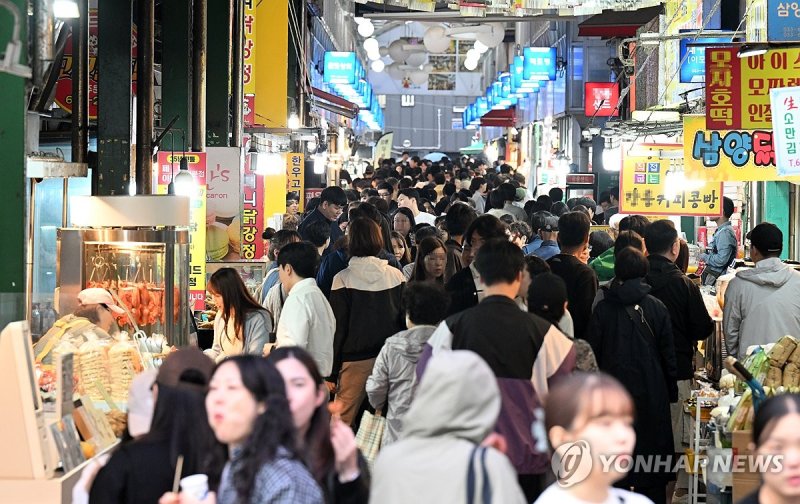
left=367, top=49, right=382, bottom=61
left=475, top=23, right=505, bottom=48
left=358, top=20, right=375, bottom=38
left=464, top=58, right=479, bottom=71
left=423, top=26, right=451, bottom=53
left=466, top=48, right=479, bottom=60
left=53, top=0, right=80, bottom=18
left=474, top=40, right=489, bottom=53
left=371, top=59, right=386, bottom=72
left=363, top=37, right=380, bottom=54
left=388, top=39, right=409, bottom=62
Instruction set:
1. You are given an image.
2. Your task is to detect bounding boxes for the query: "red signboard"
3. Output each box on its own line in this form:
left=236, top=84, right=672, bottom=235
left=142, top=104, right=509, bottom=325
left=241, top=152, right=266, bottom=260
left=584, top=82, right=619, bottom=117
left=566, top=174, right=596, bottom=185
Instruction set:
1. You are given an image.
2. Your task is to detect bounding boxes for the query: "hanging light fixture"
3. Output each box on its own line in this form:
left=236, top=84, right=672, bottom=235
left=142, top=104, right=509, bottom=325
left=357, top=20, right=375, bottom=38
left=53, top=0, right=80, bottom=18
left=173, top=130, right=195, bottom=196
left=371, top=60, right=386, bottom=72
left=288, top=112, right=301, bottom=130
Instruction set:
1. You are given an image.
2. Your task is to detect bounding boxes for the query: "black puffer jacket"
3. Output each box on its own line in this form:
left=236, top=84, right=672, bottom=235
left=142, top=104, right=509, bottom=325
left=646, top=255, right=714, bottom=380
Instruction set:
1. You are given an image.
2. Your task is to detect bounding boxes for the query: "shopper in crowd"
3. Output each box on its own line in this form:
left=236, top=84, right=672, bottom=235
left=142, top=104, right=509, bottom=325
left=497, top=183, right=528, bottom=221
left=167, top=356, right=324, bottom=504
left=644, top=219, right=714, bottom=501
left=532, top=214, right=560, bottom=261
left=205, top=268, right=272, bottom=363
left=469, top=176, right=488, bottom=214
left=303, top=218, right=332, bottom=257
left=676, top=240, right=690, bottom=274
left=366, top=282, right=450, bottom=445
left=550, top=201, right=569, bottom=217
left=536, top=372, right=651, bottom=504
left=527, top=273, right=597, bottom=372
left=604, top=187, right=620, bottom=224
left=724, top=222, right=800, bottom=360
left=286, top=193, right=300, bottom=216
left=589, top=230, right=614, bottom=260
left=523, top=211, right=547, bottom=255
left=597, top=190, right=611, bottom=222
left=92, top=348, right=222, bottom=504
left=371, top=350, right=526, bottom=504
left=299, top=186, right=348, bottom=256
left=549, top=187, right=563, bottom=204
left=548, top=212, right=598, bottom=340
left=576, top=196, right=599, bottom=225
left=269, top=242, right=336, bottom=378
left=591, top=218, right=649, bottom=284
left=405, top=237, right=449, bottom=284
left=591, top=231, right=646, bottom=309
left=445, top=214, right=508, bottom=315
left=269, top=348, right=370, bottom=504
left=739, top=394, right=800, bottom=504
left=700, top=196, right=738, bottom=286
left=422, top=239, right=576, bottom=501
left=486, top=190, right=510, bottom=220
left=33, top=287, right=121, bottom=365
left=258, top=229, right=302, bottom=305
left=316, top=204, right=402, bottom=299
left=509, top=221, right=533, bottom=249
left=391, top=207, right=416, bottom=249
left=391, top=231, right=412, bottom=266
left=443, top=201, right=476, bottom=271
left=586, top=247, right=677, bottom=504
left=330, top=218, right=406, bottom=427
left=397, top=188, right=436, bottom=226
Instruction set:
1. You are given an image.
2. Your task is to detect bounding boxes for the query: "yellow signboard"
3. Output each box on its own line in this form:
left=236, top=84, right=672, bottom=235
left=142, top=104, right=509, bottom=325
left=287, top=153, right=305, bottom=212
left=620, top=154, right=723, bottom=217
left=683, top=115, right=800, bottom=182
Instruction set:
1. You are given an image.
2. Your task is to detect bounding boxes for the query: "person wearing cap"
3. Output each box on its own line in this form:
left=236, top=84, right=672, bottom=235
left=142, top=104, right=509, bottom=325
left=531, top=215, right=560, bottom=261
left=33, top=287, right=124, bottom=366
left=723, top=222, right=800, bottom=360
left=91, top=348, right=221, bottom=504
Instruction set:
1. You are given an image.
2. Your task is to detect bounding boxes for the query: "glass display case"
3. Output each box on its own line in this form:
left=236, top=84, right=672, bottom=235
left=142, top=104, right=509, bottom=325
left=57, top=228, right=190, bottom=345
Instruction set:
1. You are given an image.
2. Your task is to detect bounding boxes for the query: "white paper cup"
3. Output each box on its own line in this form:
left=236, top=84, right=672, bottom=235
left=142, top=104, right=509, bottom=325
left=180, top=474, right=209, bottom=500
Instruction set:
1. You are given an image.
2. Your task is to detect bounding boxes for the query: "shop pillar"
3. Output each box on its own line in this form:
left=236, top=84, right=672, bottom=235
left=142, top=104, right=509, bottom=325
left=96, top=0, right=133, bottom=195
left=0, top=0, right=27, bottom=326
left=206, top=0, right=233, bottom=147
left=161, top=0, right=193, bottom=141
left=765, top=181, right=791, bottom=260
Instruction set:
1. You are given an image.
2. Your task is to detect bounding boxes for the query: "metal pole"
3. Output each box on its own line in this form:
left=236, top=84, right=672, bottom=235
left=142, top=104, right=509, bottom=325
left=231, top=0, right=243, bottom=147
left=298, top=0, right=306, bottom=122
left=192, top=0, right=207, bottom=151
left=25, top=179, right=35, bottom=326
left=136, top=0, right=155, bottom=194
left=33, top=0, right=54, bottom=90
left=70, top=0, right=89, bottom=224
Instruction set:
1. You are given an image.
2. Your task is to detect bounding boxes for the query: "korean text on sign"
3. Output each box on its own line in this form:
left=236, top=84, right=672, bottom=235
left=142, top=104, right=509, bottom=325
left=770, top=86, right=800, bottom=176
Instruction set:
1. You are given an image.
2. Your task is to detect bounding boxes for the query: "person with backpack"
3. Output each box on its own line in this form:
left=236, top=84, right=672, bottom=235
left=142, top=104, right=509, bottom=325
left=586, top=247, right=678, bottom=504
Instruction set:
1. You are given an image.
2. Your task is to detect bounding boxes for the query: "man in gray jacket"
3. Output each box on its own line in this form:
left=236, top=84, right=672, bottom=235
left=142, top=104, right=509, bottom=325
left=724, top=223, right=800, bottom=359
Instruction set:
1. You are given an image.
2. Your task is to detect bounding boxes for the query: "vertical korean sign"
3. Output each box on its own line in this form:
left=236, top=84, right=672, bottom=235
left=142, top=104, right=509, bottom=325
left=286, top=153, right=305, bottom=212
left=620, top=154, right=723, bottom=217
left=155, top=152, right=207, bottom=310
left=770, top=86, right=800, bottom=176
left=243, top=0, right=256, bottom=127
left=241, top=151, right=266, bottom=260
left=706, top=47, right=800, bottom=130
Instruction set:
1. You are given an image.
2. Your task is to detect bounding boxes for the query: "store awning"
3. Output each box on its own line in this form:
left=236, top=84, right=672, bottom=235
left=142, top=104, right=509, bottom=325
left=460, top=142, right=485, bottom=154
left=310, top=87, right=359, bottom=120
left=480, top=108, right=515, bottom=128
left=578, top=5, right=663, bottom=38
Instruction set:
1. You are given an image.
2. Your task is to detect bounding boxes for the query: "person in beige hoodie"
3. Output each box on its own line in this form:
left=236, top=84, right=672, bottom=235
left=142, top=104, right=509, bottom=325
left=369, top=350, right=526, bottom=504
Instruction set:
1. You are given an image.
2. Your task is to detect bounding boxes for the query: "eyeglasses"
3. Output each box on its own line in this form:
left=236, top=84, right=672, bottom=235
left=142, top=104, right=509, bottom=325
left=379, top=192, right=391, bottom=198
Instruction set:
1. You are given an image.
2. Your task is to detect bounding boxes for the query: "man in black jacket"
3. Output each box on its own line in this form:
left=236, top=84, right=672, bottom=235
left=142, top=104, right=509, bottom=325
left=548, top=212, right=598, bottom=340
left=645, top=219, right=714, bottom=499
left=298, top=186, right=347, bottom=255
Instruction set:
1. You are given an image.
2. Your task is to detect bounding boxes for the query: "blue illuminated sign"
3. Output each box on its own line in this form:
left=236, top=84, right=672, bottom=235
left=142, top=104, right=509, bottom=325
left=522, top=47, right=556, bottom=81
left=324, top=52, right=357, bottom=85
left=768, top=0, right=800, bottom=41
left=679, top=33, right=733, bottom=83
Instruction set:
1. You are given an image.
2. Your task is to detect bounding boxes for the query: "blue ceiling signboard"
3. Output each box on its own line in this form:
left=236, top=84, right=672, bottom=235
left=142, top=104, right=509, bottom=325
left=323, top=52, right=357, bottom=85
left=679, top=31, right=735, bottom=83
left=768, top=0, right=800, bottom=41
left=522, top=47, right=556, bottom=81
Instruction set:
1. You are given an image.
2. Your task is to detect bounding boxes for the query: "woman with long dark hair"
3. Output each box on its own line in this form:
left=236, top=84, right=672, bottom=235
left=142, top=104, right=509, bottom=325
left=205, top=268, right=272, bottom=362
left=269, top=347, right=370, bottom=503
left=205, top=356, right=323, bottom=503
left=407, top=237, right=448, bottom=283
left=391, top=231, right=412, bottom=266
left=92, top=348, right=223, bottom=504
left=391, top=207, right=416, bottom=247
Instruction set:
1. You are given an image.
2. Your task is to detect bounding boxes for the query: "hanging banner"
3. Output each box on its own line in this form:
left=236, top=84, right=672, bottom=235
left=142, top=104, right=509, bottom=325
left=620, top=154, right=723, bottom=217
left=154, top=152, right=207, bottom=311
left=771, top=86, right=800, bottom=176
left=206, top=147, right=243, bottom=261
left=243, top=0, right=256, bottom=95
left=705, top=47, right=800, bottom=130
left=373, top=132, right=394, bottom=165
left=286, top=153, right=305, bottom=212
left=768, top=0, right=800, bottom=41
left=54, top=9, right=137, bottom=119
left=241, top=152, right=266, bottom=260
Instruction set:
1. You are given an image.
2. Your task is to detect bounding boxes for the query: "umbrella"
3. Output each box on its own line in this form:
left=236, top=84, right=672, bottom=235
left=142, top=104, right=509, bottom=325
left=423, top=152, right=448, bottom=162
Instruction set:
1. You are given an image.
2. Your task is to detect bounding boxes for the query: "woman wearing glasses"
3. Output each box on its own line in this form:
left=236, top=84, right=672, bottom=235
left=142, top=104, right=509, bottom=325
left=407, top=237, right=449, bottom=284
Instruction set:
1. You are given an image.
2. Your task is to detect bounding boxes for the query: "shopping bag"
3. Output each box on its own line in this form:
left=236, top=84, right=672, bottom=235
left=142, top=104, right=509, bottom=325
left=355, top=409, right=386, bottom=469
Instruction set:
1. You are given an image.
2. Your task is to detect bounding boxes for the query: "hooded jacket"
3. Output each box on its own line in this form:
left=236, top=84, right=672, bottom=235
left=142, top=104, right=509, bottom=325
left=370, top=351, right=526, bottom=504
left=587, top=278, right=677, bottom=488
left=723, top=257, right=800, bottom=359
left=646, top=255, right=715, bottom=379
left=589, top=247, right=616, bottom=283
left=365, top=325, right=436, bottom=445
left=329, top=256, right=405, bottom=376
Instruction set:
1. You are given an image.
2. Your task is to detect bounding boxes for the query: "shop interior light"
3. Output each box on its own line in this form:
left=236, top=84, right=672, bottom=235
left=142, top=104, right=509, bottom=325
left=602, top=141, right=622, bottom=172
left=738, top=43, right=769, bottom=59
left=313, top=154, right=327, bottom=175
left=288, top=113, right=301, bottom=130
left=173, top=160, right=195, bottom=197
left=371, top=59, right=385, bottom=72
left=256, top=152, right=284, bottom=176
left=363, top=37, right=380, bottom=54
left=357, top=20, right=375, bottom=38
left=53, top=0, right=79, bottom=18
left=464, top=57, right=479, bottom=71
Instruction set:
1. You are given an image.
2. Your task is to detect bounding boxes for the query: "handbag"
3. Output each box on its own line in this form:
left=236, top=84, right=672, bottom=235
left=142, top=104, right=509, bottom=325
left=355, top=409, right=386, bottom=470
left=466, top=445, right=491, bottom=504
